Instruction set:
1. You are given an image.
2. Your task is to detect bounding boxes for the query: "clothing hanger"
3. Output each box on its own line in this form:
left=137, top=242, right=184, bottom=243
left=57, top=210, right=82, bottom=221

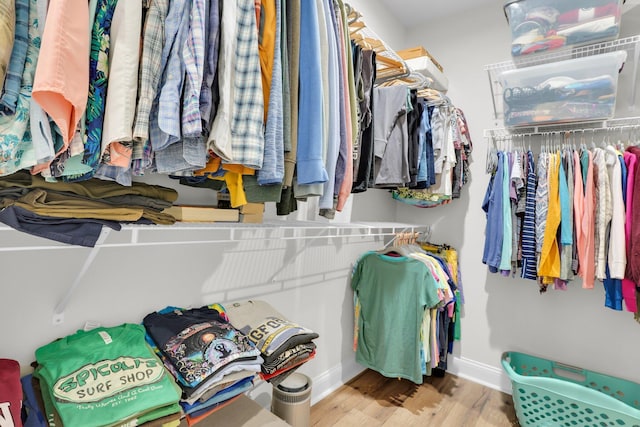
left=346, top=7, right=363, bottom=25
left=346, top=4, right=410, bottom=84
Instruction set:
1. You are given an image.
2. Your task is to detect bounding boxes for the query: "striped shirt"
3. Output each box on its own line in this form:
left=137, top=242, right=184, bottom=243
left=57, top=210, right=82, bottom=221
left=230, top=0, right=265, bottom=169
left=521, top=151, right=537, bottom=280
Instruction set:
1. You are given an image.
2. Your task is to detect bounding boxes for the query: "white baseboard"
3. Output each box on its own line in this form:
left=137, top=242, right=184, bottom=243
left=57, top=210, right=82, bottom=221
left=310, top=359, right=366, bottom=405
left=448, top=356, right=512, bottom=394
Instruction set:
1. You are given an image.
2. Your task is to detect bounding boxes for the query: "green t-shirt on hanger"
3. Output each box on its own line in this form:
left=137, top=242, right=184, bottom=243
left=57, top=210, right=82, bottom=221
left=352, top=252, right=441, bottom=384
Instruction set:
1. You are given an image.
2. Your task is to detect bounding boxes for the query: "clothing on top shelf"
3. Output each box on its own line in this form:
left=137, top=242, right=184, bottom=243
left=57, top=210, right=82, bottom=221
left=0, top=170, right=178, bottom=246
left=0, top=0, right=465, bottom=231
left=351, top=243, right=462, bottom=384
left=483, top=143, right=640, bottom=318
left=506, top=0, right=622, bottom=56
left=503, top=75, right=617, bottom=127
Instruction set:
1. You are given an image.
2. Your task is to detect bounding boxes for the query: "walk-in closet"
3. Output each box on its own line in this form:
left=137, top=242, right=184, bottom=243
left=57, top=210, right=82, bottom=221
left=1, top=0, right=640, bottom=426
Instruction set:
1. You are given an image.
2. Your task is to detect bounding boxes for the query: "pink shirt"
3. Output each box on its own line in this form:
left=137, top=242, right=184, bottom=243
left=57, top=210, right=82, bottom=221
left=623, top=151, right=638, bottom=312
left=336, top=4, right=353, bottom=212
left=627, top=146, right=640, bottom=284
left=32, top=0, right=90, bottom=149
left=581, top=151, right=596, bottom=289
left=573, top=152, right=585, bottom=280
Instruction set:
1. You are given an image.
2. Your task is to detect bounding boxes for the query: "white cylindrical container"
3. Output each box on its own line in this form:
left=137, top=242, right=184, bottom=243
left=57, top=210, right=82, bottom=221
left=271, top=373, right=312, bottom=427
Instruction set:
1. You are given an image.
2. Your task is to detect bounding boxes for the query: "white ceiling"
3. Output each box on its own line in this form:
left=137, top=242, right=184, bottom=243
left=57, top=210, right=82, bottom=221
left=376, top=0, right=503, bottom=28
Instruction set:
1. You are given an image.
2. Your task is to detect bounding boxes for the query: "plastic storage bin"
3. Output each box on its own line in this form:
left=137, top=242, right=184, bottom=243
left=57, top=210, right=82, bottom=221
left=499, top=50, right=627, bottom=127
left=504, top=0, right=624, bottom=56
left=502, top=352, right=640, bottom=426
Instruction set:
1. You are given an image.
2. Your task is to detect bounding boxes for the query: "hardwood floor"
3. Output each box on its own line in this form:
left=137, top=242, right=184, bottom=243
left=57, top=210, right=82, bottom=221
left=310, top=369, right=519, bottom=426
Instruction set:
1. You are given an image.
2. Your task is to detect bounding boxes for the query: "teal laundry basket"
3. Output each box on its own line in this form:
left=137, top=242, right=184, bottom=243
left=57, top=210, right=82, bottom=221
left=501, top=352, right=640, bottom=427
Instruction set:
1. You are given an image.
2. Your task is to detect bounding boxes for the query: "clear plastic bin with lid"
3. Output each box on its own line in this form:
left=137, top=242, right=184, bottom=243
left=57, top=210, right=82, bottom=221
left=504, top=0, right=624, bottom=57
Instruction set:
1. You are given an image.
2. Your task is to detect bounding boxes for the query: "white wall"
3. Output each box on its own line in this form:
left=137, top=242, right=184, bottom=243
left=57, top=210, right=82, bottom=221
left=399, top=0, right=640, bottom=392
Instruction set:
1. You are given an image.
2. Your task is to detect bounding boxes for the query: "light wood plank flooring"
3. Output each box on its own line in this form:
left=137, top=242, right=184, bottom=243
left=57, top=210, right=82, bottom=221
left=310, top=369, right=519, bottom=426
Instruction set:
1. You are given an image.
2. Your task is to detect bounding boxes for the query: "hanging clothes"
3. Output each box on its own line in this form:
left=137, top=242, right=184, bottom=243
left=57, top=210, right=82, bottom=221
left=0, top=0, right=28, bottom=115
left=352, top=251, right=443, bottom=383
left=0, top=0, right=15, bottom=96
left=352, top=241, right=462, bottom=383
left=131, top=0, right=170, bottom=175
left=0, top=0, right=476, bottom=222
left=0, top=0, right=39, bottom=177
left=95, top=0, right=143, bottom=186
left=483, top=141, right=640, bottom=315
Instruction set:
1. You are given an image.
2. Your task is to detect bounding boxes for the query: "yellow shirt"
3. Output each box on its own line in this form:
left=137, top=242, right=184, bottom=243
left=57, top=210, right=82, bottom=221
left=538, top=152, right=561, bottom=279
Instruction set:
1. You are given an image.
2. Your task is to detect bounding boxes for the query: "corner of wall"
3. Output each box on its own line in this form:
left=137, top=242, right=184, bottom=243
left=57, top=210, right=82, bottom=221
left=448, top=356, right=512, bottom=395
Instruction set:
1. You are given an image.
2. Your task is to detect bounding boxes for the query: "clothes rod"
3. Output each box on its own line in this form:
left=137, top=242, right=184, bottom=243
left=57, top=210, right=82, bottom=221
left=485, top=117, right=640, bottom=140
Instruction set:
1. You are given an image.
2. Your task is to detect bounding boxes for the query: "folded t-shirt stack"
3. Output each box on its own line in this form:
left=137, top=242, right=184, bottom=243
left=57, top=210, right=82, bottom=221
left=225, top=300, right=319, bottom=385
left=32, top=324, right=183, bottom=427
left=143, top=305, right=262, bottom=425
left=0, top=170, right=179, bottom=247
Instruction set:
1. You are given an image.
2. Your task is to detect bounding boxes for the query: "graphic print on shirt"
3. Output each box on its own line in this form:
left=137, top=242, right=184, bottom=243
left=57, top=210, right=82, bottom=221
left=52, top=357, right=165, bottom=404
left=0, top=402, right=16, bottom=427
left=163, top=322, right=252, bottom=385
left=247, top=317, right=318, bottom=355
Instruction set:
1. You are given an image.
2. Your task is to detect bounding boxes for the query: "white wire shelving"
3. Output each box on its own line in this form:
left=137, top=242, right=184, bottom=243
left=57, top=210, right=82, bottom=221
left=0, top=220, right=429, bottom=324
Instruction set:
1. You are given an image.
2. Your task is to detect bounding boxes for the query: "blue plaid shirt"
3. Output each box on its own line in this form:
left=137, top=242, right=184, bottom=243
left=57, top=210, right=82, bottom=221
left=229, top=0, right=265, bottom=169
left=132, top=0, right=170, bottom=175
left=181, top=0, right=206, bottom=138
left=150, top=0, right=190, bottom=153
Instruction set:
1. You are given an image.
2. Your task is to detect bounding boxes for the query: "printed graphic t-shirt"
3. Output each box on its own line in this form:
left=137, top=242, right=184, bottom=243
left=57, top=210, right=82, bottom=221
left=143, top=306, right=261, bottom=390
left=34, top=323, right=181, bottom=427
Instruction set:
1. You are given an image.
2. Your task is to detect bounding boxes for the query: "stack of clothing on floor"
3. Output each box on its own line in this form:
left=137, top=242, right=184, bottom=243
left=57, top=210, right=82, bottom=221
left=31, top=324, right=183, bottom=427
left=0, top=171, right=178, bottom=247
left=225, top=300, right=319, bottom=385
left=143, top=304, right=262, bottom=426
